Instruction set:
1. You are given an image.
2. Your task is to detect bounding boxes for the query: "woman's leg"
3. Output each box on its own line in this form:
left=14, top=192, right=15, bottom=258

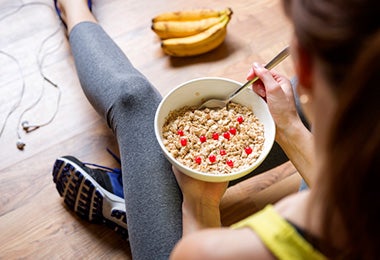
left=58, top=1, right=182, bottom=259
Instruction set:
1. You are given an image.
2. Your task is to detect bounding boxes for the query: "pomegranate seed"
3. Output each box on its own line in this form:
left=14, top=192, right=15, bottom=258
left=229, top=127, right=237, bottom=135
left=245, top=146, right=253, bottom=154
left=223, top=132, right=231, bottom=140
left=177, top=129, right=184, bottom=136
left=226, top=159, right=234, bottom=167
left=199, top=135, right=207, bottom=143
left=212, top=133, right=219, bottom=140
left=220, top=150, right=226, bottom=156
left=180, top=138, right=187, bottom=146
left=209, top=154, right=216, bottom=163
left=195, top=156, right=202, bottom=164
left=237, top=116, right=244, bottom=124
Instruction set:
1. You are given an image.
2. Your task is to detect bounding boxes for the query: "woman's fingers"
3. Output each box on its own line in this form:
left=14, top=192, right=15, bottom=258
left=253, top=63, right=281, bottom=94
left=271, top=70, right=296, bottom=106
left=246, top=62, right=294, bottom=107
left=247, top=63, right=267, bottom=98
left=246, top=66, right=255, bottom=80
left=252, top=81, right=266, bottom=98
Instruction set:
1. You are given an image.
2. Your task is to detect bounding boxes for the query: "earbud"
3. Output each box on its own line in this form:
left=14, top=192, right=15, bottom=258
left=21, top=121, right=39, bottom=133
left=21, top=121, right=29, bottom=131
left=16, top=139, right=26, bottom=150
left=16, top=121, right=39, bottom=150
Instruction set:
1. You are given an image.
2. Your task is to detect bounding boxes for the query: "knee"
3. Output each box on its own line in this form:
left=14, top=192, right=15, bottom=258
left=104, top=74, right=159, bottom=126
left=113, top=74, right=155, bottom=108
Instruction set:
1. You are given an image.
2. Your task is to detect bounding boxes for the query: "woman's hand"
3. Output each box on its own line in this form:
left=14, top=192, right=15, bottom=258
left=172, top=166, right=228, bottom=235
left=247, top=63, right=300, bottom=137
left=172, top=166, right=228, bottom=207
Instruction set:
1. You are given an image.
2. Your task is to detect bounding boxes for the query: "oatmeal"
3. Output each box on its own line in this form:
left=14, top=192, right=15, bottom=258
left=162, top=102, right=265, bottom=174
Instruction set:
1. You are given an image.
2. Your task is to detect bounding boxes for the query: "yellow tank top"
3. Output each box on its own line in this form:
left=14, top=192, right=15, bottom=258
left=231, top=205, right=327, bottom=260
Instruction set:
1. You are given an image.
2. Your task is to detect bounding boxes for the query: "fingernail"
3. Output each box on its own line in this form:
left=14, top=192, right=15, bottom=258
left=253, top=62, right=261, bottom=69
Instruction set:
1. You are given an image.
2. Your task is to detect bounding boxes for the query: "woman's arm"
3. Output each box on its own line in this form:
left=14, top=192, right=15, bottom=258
left=170, top=227, right=275, bottom=260
left=276, top=119, right=315, bottom=186
left=248, top=63, right=315, bottom=186
left=170, top=164, right=277, bottom=259
left=171, top=189, right=310, bottom=260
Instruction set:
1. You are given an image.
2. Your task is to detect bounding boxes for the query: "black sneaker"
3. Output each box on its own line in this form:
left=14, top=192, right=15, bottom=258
left=52, top=155, right=128, bottom=239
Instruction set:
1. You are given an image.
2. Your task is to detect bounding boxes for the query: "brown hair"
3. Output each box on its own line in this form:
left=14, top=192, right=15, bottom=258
left=324, top=33, right=380, bottom=259
left=282, top=0, right=380, bottom=258
left=283, top=0, right=379, bottom=95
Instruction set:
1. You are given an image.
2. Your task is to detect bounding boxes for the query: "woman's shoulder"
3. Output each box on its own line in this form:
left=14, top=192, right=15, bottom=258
left=274, top=190, right=322, bottom=240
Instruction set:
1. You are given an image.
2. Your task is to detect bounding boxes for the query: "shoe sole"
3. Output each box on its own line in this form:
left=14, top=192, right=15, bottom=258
left=52, top=157, right=128, bottom=239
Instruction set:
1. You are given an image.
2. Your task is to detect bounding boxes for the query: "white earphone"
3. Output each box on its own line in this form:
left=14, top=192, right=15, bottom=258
left=0, top=2, right=63, bottom=151
left=15, top=121, right=40, bottom=150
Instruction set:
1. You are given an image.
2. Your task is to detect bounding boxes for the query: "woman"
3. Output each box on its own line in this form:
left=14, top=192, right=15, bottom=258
left=171, top=0, right=380, bottom=259
left=53, top=2, right=292, bottom=259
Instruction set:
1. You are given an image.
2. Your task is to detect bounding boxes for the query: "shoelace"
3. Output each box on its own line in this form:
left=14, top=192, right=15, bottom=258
left=83, top=148, right=121, bottom=174
left=106, top=147, right=121, bottom=164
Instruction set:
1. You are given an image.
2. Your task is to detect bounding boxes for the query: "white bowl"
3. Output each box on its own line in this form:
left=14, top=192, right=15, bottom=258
left=154, top=77, right=275, bottom=182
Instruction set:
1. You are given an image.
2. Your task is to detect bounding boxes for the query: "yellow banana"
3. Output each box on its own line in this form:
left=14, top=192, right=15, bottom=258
left=161, top=15, right=230, bottom=57
left=152, top=7, right=232, bottom=22
left=152, top=15, right=227, bottom=40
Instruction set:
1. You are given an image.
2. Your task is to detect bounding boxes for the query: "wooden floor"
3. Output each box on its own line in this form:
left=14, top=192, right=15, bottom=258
left=0, top=0, right=299, bottom=258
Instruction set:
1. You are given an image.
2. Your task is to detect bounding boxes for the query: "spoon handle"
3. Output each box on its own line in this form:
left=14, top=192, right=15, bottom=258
left=226, top=46, right=290, bottom=102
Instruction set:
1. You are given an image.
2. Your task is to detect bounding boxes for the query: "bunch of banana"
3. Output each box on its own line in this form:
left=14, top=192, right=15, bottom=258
left=151, top=8, right=233, bottom=57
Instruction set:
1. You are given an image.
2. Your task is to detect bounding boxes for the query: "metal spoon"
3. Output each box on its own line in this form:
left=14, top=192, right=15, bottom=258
left=199, top=46, right=290, bottom=109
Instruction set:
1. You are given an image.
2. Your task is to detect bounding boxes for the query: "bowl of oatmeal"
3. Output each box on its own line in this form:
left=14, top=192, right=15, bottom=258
left=154, top=77, right=275, bottom=182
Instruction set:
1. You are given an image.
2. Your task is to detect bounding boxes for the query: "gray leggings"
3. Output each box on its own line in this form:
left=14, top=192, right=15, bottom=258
left=69, top=22, right=291, bottom=260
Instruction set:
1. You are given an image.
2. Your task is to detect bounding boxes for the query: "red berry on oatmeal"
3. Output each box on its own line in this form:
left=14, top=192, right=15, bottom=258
left=195, top=156, right=202, bottom=164
left=245, top=146, right=253, bottom=154
left=180, top=138, right=187, bottom=146
left=226, top=159, right=234, bottom=167
left=177, top=129, right=184, bottom=136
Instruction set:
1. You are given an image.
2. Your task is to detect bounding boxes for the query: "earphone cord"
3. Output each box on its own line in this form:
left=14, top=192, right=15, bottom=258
left=0, top=50, right=26, bottom=138
left=16, top=27, right=63, bottom=135
left=0, top=2, right=63, bottom=147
